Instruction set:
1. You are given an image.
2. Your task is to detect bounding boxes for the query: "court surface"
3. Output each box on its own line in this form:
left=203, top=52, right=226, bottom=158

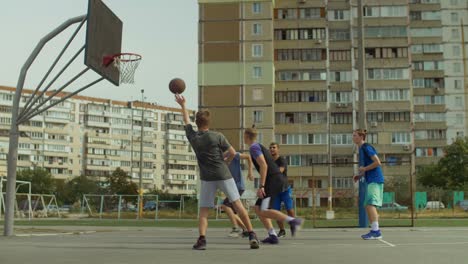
left=1, top=226, right=467, bottom=264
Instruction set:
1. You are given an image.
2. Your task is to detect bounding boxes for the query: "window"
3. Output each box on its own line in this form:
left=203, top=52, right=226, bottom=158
left=299, top=8, right=322, bottom=19
left=253, top=66, right=262, bottom=78
left=329, top=29, right=350, bottom=40
left=328, top=10, right=349, bottom=21
left=456, top=114, right=463, bottom=124
left=451, top=29, right=459, bottom=39
left=392, top=132, right=411, bottom=144
left=253, top=110, right=263, bottom=123
left=415, top=147, right=443, bottom=157
left=277, top=9, right=297, bottom=19
left=454, top=62, right=461, bottom=73
left=455, top=97, right=462, bottom=107
left=365, top=27, right=407, bottom=37
left=253, top=88, right=263, bottom=101
left=333, top=178, right=353, bottom=189
left=252, top=2, right=261, bottom=14
left=367, top=68, right=408, bottom=80
left=455, top=80, right=462, bottom=89
left=367, top=133, right=378, bottom=144
left=330, top=71, right=352, bottom=82
left=367, top=89, right=409, bottom=101
left=415, top=130, right=446, bottom=140
left=331, top=134, right=353, bottom=145
left=253, top=23, right=262, bottom=35
left=275, top=91, right=327, bottom=103
left=331, top=113, right=353, bottom=124
left=411, top=28, right=442, bottom=37
left=453, top=45, right=461, bottom=56
left=252, top=44, right=263, bottom=57
left=451, top=12, right=459, bottom=23
left=309, top=179, right=323, bottom=188
left=330, top=50, right=351, bottom=61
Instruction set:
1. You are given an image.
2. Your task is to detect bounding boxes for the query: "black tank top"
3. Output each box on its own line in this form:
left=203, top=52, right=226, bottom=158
left=251, top=143, right=287, bottom=191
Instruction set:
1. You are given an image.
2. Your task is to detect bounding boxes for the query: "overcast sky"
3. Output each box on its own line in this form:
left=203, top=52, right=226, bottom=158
left=0, top=0, right=199, bottom=109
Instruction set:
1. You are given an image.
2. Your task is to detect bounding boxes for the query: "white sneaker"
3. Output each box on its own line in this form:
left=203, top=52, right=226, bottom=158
left=228, top=228, right=240, bottom=238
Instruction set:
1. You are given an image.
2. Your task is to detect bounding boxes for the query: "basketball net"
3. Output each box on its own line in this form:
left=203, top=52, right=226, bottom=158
left=112, top=53, right=142, bottom=84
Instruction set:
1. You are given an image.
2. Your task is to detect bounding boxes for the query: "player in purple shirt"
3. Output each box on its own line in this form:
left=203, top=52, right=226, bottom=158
left=244, top=127, right=303, bottom=244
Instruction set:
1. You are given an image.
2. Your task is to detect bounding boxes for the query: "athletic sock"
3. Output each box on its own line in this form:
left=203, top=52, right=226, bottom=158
left=285, top=216, right=294, bottom=222
left=268, top=228, right=277, bottom=236
left=371, top=221, right=379, bottom=231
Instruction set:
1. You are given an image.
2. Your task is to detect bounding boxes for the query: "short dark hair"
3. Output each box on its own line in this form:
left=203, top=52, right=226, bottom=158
left=195, top=110, right=210, bottom=128
left=270, top=142, right=279, bottom=148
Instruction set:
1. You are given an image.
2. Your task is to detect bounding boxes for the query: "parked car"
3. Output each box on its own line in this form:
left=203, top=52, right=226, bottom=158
left=380, top=202, right=408, bottom=212
left=425, top=201, right=445, bottom=209
left=59, top=205, right=72, bottom=212
left=46, top=205, right=60, bottom=212
left=457, top=200, right=468, bottom=211
left=143, top=201, right=157, bottom=211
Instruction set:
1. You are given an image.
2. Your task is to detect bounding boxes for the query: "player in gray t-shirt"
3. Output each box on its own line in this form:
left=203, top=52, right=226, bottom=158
left=175, top=94, right=259, bottom=250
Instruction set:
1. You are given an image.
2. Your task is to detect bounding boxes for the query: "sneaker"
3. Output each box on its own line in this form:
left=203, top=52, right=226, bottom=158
left=241, top=230, right=250, bottom=238
left=192, top=237, right=206, bottom=250
left=361, top=230, right=382, bottom=240
left=278, top=229, right=286, bottom=238
left=229, top=227, right=241, bottom=238
left=288, top=218, right=303, bottom=237
left=261, top=234, right=279, bottom=244
left=248, top=232, right=260, bottom=249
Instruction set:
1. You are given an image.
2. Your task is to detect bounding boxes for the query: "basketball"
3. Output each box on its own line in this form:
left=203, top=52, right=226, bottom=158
left=169, top=78, right=186, bottom=94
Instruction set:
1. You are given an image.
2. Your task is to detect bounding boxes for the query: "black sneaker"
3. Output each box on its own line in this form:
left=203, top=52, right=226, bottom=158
left=193, top=237, right=206, bottom=250
left=288, top=218, right=303, bottom=237
left=241, top=230, right=250, bottom=238
left=248, top=232, right=260, bottom=249
left=278, top=229, right=286, bottom=238
left=261, top=234, right=279, bottom=244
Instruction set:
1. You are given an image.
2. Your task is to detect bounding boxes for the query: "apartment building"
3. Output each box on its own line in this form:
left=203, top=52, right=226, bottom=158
left=0, top=85, right=198, bottom=195
left=198, top=0, right=468, bottom=206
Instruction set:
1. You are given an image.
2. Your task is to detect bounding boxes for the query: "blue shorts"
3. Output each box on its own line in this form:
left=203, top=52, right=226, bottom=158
left=272, top=186, right=294, bottom=211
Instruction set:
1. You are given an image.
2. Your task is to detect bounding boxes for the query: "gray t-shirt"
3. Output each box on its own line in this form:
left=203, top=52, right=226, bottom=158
left=185, top=124, right=233, bottom=181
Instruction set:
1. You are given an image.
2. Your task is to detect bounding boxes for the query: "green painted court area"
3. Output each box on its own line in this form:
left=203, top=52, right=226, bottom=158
left=0, top=223, right=467, bottom=264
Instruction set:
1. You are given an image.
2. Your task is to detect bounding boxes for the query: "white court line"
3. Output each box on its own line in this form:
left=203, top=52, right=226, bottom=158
left=16, top=231, right=96, bottom=237
left=378, top=238, right=396, bottom=247
left=396, top=241, right=468, bottom=246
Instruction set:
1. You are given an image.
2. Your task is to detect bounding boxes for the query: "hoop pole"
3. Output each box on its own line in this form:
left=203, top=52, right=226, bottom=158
left=4, top=15, right=87, bottom=237
left=22, top=17, right=87, bottom=114
left=18, top=68, right=97, bottom=124
left=18, top=45, right=86, bottom=122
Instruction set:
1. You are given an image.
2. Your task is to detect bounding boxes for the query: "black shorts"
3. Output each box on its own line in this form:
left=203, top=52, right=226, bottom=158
left=255, top=173, right=285, bottom=209
left=222, top=189, right=244, bottom=213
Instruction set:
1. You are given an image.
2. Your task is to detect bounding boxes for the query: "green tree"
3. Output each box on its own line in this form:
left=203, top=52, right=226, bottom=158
left=417, top=137, right=468, bottom=190
left=438, top=138, right=468, bottom=189
left=16, top=168, right=55, bottom=194
left=417, top=164, right=446, bottom=189
left=106, top=168, right=138, bottom=195
left=63, top=175, right=101, bottom=204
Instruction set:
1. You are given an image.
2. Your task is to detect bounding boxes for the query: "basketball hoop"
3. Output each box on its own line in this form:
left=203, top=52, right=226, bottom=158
left=103, top=53, right=142, bottom=84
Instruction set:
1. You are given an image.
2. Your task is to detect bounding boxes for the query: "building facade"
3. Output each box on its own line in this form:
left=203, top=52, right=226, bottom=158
left=0, top=85, right=198, bottom=195
left=198, top=0, right=468, bottom=205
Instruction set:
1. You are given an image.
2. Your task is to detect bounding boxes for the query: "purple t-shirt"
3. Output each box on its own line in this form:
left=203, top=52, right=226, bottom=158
left=249, top=143, right=263, bottom=160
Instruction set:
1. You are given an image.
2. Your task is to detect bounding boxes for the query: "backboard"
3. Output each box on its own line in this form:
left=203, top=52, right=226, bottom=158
left=85, top=0, right=123, bottom=86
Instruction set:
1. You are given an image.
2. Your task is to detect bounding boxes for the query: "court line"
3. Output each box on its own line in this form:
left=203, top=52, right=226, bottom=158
left=378, top=238, right=396, bottom=247
left=16, top=231, right=96, bottom=237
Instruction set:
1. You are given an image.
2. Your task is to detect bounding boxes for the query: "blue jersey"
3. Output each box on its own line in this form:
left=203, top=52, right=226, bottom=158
left=228, top=153, right=245, bottom=191
left=359, top=143, right=384, bottom=184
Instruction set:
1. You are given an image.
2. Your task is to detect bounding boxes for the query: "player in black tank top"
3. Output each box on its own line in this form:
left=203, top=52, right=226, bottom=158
left=244, top=128, right=303, bottom=244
